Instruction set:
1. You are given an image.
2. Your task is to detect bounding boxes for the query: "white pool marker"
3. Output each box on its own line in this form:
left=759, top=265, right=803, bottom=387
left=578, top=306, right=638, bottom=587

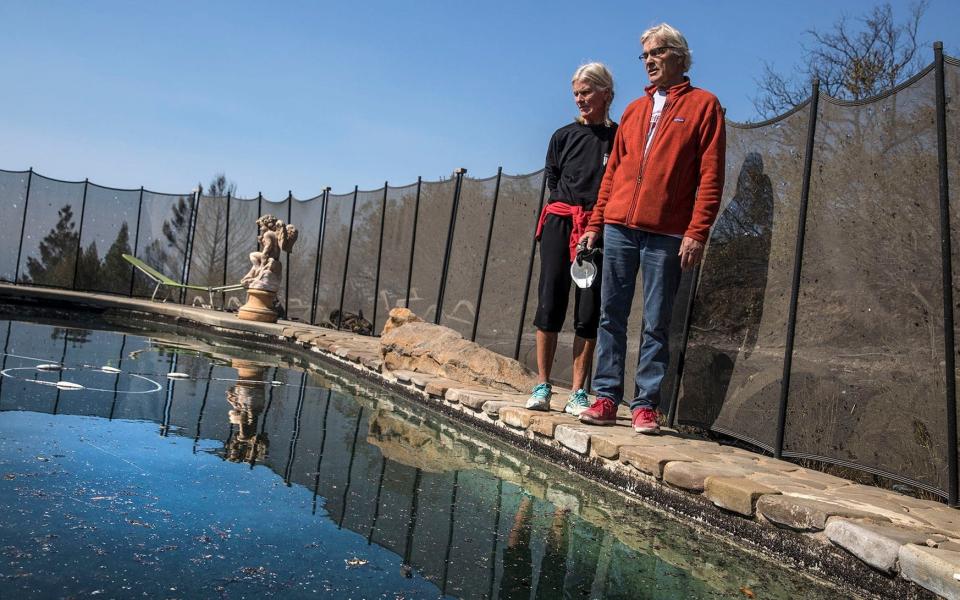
left=36, top=364, right=63, bottom=371
left=55, top=381, right=85, bottom=390
left=166, top=372, right=191, bottom=380
left=100, top=366, right=122, bottom=374
left=271, top=380, right=284, bottom=386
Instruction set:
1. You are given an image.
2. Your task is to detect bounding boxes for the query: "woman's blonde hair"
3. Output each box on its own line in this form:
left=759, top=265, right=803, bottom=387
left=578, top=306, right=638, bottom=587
left=640, top=23, right=693, bottom=72
left=571, top=62, right=615, bottom=126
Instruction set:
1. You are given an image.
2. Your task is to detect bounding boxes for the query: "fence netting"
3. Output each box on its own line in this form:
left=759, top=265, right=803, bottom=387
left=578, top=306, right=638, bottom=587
left=314, top=191, right=354, bottom=326
left=473, top=172, right=543, bottom=358
left=288, top=194, right=325, bottom=322
left=74, top=184, right=141, bottom=295
left=0, top=170, right=29, bottom=283
left=342, top=189, right=384, bottom=327
left=132, top=190, right=195, bottom=299
left=438, top=175, right=497, bottom=338
left=3, top=54, right=959, bottom=498
left=374, top=183, right=419, bottom=333
left=677, top=103, right=809, bottom=450
left=408, top=179, right=455, bottom=323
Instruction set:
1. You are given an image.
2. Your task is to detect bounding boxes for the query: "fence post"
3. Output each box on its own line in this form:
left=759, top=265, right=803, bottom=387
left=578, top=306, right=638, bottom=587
left=472, top=167, right=502, bottom=342
left=222, top=192, right=232, bottom=288
left=372, top=182, right=389, bottom=333
left=129, top=186, right=144, bottom=296
left=337, top=186, right=359, bottom=330
left=71, top=178, right=89, bottom=290
left=666, top=265, right=702, bottom=427
left=14, top=168, right=34, bottom=284
left=775, top=79, right=820, bottom=459
left=179, top=186, right=201, bottom=303
left=310, top=187, right=331, bottom=325
left=436, top=168, right=467, bottom=325
left=514, top=173, right=548, bottom=360
left=934, top=41, right=958, bottom=506
left=405, top=177, right=423, bottom=309
left=285, top=191, right=293, bottom=319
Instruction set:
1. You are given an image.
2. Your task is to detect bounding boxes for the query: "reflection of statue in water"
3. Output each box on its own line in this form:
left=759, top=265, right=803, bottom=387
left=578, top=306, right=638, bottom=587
left=224, top=360, right=269, bottom=464
left=238, top=214, right=298, bottom=323
left=242, top=214, right=299, bottom=292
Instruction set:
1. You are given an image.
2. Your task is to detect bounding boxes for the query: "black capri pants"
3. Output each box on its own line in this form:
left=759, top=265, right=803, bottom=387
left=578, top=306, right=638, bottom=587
left=533, top=214, right=602, bottom=339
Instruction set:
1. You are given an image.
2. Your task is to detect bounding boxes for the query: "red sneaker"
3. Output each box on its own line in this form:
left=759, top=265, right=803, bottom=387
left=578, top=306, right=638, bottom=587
left=632, top=407, right=660, bottom=435
left=579, top=397, right=618, bottom=425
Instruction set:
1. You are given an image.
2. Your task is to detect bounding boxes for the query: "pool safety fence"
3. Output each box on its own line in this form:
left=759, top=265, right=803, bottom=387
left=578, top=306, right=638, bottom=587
left=1, top=45, right=959, bottom=504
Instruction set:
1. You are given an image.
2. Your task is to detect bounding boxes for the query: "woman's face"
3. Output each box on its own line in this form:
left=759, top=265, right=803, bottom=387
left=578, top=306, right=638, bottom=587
left=573, top=79, right=608, bottom=125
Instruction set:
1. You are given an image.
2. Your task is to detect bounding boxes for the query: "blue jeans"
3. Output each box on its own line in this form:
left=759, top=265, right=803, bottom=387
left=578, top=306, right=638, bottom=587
left=593, top=225, right=682, bottom=411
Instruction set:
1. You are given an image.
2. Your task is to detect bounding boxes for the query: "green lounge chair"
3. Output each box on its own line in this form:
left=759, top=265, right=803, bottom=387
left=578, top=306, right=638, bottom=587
left=122, top=254, right=244, bottom=308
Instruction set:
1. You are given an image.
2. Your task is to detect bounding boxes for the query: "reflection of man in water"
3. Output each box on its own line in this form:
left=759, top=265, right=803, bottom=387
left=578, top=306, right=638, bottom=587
left=499, top=495, right=580, bottom=599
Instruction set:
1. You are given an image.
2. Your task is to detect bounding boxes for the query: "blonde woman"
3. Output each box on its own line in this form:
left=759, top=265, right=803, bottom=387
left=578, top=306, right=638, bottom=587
left=527, top=63, right=617, bottom=415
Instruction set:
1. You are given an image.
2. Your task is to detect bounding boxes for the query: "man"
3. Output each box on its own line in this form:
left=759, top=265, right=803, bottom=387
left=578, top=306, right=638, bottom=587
left=577, top=23, right=725, bottom=435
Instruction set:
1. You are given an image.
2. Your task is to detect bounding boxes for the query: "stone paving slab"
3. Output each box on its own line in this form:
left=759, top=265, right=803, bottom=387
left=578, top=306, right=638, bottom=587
left=898, top=545, right=960, bottom=599
left=5, top=285, right=960, bottom=599
left=826, top=520, right=943, bottom=574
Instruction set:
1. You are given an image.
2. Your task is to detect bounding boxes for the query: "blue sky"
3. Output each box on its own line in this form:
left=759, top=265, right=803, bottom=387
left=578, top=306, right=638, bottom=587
left=1, top=1, right=957, bottom=198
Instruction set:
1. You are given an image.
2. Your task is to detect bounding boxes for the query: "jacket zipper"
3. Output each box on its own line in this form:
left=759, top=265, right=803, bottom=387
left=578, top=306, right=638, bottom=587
left=626, top=96, right=675, bottom=225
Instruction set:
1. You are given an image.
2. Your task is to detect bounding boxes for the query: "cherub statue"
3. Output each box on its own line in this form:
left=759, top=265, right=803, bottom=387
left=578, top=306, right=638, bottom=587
left=241, top=214, right=298, bottom=292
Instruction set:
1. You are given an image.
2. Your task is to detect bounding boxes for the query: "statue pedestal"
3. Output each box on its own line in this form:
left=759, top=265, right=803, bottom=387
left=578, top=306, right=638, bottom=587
left=237, top=289, right=278, bottom=323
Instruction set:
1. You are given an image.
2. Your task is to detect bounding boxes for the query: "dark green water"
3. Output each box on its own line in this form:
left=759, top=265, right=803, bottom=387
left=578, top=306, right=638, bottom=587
left=0, top=317, right=843, bottom=599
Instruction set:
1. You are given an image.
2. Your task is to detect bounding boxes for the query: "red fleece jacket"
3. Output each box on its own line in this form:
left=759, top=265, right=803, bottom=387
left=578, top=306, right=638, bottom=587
left=586, top=79, right=725, bottom=243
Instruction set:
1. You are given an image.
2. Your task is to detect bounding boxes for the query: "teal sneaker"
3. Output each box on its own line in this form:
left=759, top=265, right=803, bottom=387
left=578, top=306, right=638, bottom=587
left=564, top=389, right=591, bottom=416
left=525, top=382, right=552, bottom=411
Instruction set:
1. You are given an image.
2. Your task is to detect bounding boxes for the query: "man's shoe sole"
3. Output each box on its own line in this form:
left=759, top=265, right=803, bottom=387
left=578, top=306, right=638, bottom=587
left=579, top=415, right=616, bottom=425
left=634, top=425, right=661, bottom=435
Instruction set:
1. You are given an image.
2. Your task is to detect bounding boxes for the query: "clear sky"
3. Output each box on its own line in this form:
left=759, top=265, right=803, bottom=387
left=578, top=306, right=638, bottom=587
left=1, top=1, right=957, bottom=198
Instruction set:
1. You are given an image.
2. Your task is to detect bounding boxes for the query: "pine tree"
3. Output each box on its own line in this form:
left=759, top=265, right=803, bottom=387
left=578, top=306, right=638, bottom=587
left=22, top=204, right=79, bottom=286
left=100, top=222, right=133, bottom=293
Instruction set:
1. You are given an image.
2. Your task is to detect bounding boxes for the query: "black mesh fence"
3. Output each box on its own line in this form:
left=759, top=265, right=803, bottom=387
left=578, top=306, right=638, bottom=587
left=224, top=194, right=260, bottom=310
left=3, top=52, right=960, bottom=500
left=132, top=189, right=195, bottom=299
left=287, top=194, right=325, bottom=322
left=375, top=183, right=419, bottom=333
left=438, top=175, right=497, bottom=338
left=0, top=170, right=30, bottom=283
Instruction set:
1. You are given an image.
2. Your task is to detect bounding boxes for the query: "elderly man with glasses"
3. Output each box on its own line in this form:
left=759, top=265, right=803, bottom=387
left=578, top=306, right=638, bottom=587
left=577, top=23, right=726, bottom=434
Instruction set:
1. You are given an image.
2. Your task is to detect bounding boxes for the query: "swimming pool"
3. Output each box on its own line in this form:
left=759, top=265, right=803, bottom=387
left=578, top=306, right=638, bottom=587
left=0, top=315, right=842, bottom=598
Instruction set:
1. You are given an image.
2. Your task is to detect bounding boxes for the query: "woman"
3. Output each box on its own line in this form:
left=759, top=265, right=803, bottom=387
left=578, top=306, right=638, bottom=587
left=527, top=63, right=617, bottom=415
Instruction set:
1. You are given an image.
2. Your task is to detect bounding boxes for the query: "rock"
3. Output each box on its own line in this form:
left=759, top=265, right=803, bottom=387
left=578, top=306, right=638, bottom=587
left=825, top=520, right=935, bottom=574
left=482, top=400, right=521, bottom=418
left=498, top=406, right=539, bottom=429
left=528, top=414, right=574, bottom=437
left=662, top=462, right=748, bottom=493
left=756, top=495, right=890, bottom=532
left=621, top=445, right=697, bottom=478
left=555, top=425, right=592, bottom=455
left=381, top=307, right=423, bottom=336
left=898, top=544, right=960, bottom=600
left=379, top=317, right=536, bottom=393
left=704, top=476, right=778, bottom=516
left=446, top=389, right=501, bottom=410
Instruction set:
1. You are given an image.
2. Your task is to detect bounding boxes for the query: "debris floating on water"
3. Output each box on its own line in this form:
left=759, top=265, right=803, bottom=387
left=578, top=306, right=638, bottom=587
left=100, top=366, right=122, bottom=374
left=36, top=364, right=63, bottom=372
left=56, top=381, right=85, bottom=390
left=166, top=372, right=190, bottom=380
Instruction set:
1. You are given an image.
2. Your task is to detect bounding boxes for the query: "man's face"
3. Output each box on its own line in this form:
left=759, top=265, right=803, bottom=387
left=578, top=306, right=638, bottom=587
left=643, top=36, right=684, bottom=88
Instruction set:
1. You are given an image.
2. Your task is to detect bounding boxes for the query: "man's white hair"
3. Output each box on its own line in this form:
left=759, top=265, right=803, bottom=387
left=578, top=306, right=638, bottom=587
left=641, top=23, right=693, bottom=73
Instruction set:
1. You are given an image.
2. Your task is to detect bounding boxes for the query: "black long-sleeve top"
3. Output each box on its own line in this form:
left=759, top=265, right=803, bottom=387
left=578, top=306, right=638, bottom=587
left=544, top=121, right=618, bottom=211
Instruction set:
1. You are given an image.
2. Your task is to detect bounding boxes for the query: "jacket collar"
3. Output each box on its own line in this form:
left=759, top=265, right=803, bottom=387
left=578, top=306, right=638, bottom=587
left=644, top=77, right=691, bottom=99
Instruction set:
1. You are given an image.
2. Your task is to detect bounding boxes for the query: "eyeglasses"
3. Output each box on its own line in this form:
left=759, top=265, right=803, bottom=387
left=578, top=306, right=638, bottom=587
left=639, top=46, right=676, bottom=61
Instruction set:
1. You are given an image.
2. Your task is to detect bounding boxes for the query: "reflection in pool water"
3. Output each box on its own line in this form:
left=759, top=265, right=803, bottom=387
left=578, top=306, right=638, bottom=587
left=0, top=318, right=841, bottom=599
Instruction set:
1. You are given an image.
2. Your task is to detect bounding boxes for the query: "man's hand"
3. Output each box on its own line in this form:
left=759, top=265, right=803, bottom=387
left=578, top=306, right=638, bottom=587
left=579, top=231, right=599, bottom=250
left=679, top=236, right=705, bottom=270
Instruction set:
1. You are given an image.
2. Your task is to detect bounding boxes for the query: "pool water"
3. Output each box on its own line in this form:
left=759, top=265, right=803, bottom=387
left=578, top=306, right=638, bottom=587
left=0, top=317, right=843, bottom=599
